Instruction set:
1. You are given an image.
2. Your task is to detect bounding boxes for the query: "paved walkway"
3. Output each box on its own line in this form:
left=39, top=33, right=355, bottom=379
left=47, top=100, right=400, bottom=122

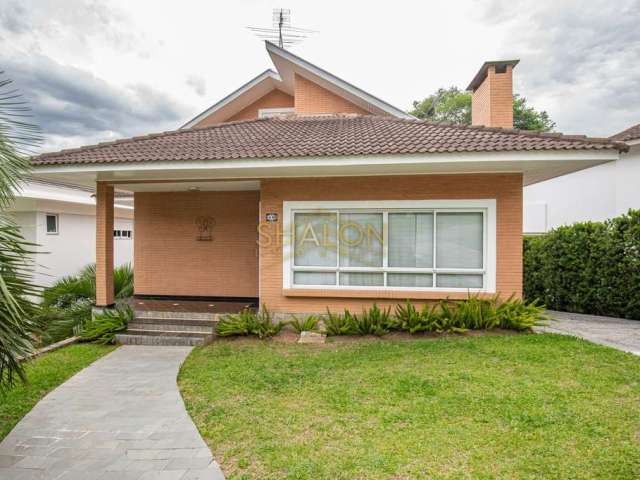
left=538, top=310, right=640, bottom=355
left=0, top=346, right=224, bottom=479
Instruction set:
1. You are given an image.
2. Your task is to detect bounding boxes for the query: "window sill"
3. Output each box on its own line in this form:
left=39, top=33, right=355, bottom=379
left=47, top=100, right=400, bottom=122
left=282, top=288, right=495, bottom=300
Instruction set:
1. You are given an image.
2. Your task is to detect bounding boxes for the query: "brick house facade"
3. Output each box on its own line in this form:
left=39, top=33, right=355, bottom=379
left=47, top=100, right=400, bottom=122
left=31, top=42, right=625, bottom=314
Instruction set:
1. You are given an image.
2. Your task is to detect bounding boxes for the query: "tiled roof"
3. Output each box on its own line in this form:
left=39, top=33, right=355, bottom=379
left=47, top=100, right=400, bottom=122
left=31, top=115, right=627, bottom=167
left=610, top=123, right=640, bottom=142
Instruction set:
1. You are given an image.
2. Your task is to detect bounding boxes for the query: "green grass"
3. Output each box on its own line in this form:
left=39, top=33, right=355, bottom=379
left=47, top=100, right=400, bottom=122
left=0, top=343, right=116, bottom=441
left=178, top=334, right=640, bottom=479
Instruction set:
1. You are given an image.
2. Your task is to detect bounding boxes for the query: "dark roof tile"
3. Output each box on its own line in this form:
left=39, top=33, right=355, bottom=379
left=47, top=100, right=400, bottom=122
left=610, top=123, right=640, bottom=142
left=31, top=114, right=627, bottom=167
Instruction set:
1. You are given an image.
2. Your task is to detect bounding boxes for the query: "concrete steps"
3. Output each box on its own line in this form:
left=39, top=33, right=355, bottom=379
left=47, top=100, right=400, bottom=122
left=117, top=310, right=220, bottom=346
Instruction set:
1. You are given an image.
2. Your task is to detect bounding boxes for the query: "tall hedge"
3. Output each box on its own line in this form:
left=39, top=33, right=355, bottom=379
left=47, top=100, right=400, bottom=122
left=524, top=209, right=640, bottom=320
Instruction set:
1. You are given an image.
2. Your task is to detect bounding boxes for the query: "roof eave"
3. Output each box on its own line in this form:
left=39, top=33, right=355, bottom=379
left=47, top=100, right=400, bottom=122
left=180, top=69, right=281, bottom=129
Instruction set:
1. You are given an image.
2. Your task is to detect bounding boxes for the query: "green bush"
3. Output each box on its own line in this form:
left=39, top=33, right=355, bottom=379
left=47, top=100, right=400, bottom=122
left=324, top=309, right=354, bottom=336
left=250, top=307, right=285, bottom=339
left=39, top=263, right=134, bottom=344
left=289, top=315, right=320, bottom=333
left=216, top=307, right=285, bottom=338
left=349, top=304, right=394, bottom=336
left=78, top=305, right=132, bottom=344
left=524, top=209, right=640, bottom=319
left=217, top=298, right=546, bottom=339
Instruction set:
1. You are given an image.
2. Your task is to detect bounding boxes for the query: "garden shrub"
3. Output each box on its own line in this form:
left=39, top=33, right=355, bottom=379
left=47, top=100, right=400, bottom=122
left=216, top=307, right=285, bottom=338
left=524, top=209, right=640, bottom=319
left=289, top=314, right=320, bottom=333
left=78, top=305, right=132, bottom=344
left=324, top=309, right=354, bottom=336
left=216, top=299, right=547, bottom=338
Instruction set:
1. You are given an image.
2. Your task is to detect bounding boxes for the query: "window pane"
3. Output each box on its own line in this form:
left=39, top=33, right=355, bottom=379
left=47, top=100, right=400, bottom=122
left=339, top=213, right=383, bottom=268
left=436, top=274, right=483, bottom=288
left=387, top=273, right=433, bottom=288
left=293, top=271, right=336, bottom=286
left=46, top=215, right=57, bottom=233
left=388, top=213, right=433, bottom=268
left=294, top=213, right=337, bottom=267
left=436, top=213, right=483, bottom=268
left=339, top=272, right=384, bottom=286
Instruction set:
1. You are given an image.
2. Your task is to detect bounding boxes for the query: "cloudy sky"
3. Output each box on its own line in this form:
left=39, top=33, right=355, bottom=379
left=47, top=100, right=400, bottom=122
left=1, top=0, right=638, bottom=152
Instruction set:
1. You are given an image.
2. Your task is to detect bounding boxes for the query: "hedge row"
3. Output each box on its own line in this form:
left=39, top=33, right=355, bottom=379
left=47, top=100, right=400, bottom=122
left=524, top=209, right=640, bottom=320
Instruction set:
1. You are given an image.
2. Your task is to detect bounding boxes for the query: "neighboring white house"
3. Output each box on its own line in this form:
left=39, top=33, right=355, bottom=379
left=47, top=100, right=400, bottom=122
left=10, top=179, right=134, bottom=287
left=524, top=123, right=640, bottom=233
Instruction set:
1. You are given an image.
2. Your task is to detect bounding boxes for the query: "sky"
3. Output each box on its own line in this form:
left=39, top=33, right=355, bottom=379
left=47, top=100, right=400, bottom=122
left=1, top=0, right=638, bottom=152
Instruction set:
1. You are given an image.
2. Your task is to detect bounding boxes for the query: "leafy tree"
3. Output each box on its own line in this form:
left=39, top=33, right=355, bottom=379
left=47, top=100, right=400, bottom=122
left=411, top=87, right=556, bottom=132
left=0, top=72, right=42, bottom=389
left=410, top=87, right=472, bottom=125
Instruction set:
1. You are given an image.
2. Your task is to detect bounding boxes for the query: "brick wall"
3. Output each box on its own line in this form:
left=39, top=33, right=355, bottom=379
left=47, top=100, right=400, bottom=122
left=259, top=174, right=523, bottom=314
left=294, top=74, right=370, bottom=115
left=134, top=191, right=259, bottom=298
left=471, top=65, right=514, bottom=129
left=95, top=182, right=114, bottom=306
left=192, top=89, right=294, bottom=127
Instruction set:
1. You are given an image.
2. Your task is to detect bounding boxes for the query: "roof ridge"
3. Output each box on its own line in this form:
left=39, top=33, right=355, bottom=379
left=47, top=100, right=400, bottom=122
left=32, top=117, right=270, bottom=160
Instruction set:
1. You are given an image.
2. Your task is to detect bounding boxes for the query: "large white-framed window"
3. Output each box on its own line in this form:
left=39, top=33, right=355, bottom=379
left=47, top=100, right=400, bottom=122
left=282, top=200, right=497, bottom=292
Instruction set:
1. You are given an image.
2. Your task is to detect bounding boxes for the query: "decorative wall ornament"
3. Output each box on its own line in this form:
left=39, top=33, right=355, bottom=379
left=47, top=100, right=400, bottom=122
left=195, top=216, right=215, bottom=241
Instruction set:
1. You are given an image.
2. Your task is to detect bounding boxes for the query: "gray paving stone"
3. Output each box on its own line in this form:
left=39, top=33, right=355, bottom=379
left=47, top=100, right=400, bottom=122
left=0, top=346, right=222, bottom=479
left=537, top=310, right=640, bottom=355
left=0, top=455, right=23, bottom=467
left=139, top=471, right=186, bottom=480
left=180, top=463, right=226, bottom=480
left=164, top=457, right=214, bottom=470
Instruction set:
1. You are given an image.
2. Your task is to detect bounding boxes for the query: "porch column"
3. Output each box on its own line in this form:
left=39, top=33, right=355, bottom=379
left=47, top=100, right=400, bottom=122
left=95, top=182, right=114, bottom=307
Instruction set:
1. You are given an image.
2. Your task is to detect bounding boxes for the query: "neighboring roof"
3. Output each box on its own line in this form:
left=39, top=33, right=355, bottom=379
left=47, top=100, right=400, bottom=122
left=610, top=123, right=640, bottom=143
left=265, top=42, right=413, bottom=119
left=466, top=60, right=520, bottom=91
left=31, top=114, right=627, bottom=167
left=181, top=69, right=282, bottom=128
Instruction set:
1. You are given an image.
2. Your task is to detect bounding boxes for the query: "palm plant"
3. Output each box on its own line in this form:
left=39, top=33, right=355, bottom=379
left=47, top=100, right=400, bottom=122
left=40, top=263, right=134, bottom=344
left=0, top=72, right=43, bottom=388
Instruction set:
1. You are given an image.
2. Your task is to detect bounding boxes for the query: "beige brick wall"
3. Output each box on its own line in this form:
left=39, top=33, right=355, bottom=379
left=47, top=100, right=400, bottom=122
left=95, top=182, right=114, bottom=306
left=259, top=174, right=523, bottom=314
left=294, top=74, right=370, bottom=115
left=472, top=65, right=514, bottom=129
left=192, top=89, right=294, bottom=127
left=134, top=191, right=259, bottom=298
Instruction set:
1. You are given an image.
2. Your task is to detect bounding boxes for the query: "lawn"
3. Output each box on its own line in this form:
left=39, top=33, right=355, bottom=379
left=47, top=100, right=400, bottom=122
left=0, top=343, right=116, bottom=441
left=179, top=334, right=640, bottom=480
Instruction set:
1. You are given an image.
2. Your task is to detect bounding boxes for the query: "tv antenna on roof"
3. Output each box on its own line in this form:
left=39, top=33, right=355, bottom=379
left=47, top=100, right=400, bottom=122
left=247, top=8, right=317, bottom=49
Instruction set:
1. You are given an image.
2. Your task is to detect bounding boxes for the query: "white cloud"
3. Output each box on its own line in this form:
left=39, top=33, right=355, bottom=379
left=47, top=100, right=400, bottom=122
left=0, top=0, right=637, bottom=152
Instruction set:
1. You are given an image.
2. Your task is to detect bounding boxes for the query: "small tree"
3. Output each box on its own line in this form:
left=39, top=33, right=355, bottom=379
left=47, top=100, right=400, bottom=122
left=0, top=72, right=42, bottom=389
left=411, top=87, right=556, bottom=132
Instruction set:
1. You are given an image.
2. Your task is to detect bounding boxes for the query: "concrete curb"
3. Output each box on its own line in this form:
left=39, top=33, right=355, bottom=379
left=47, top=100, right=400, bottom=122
left=21, top=336, right=79, bottom=361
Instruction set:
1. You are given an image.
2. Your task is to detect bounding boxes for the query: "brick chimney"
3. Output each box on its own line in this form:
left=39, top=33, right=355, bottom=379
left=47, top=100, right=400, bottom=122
left=466, top=60, right=519, bottom=129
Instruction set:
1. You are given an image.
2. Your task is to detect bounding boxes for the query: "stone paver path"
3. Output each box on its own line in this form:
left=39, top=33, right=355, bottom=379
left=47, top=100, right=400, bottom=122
left=0, top=346, right=224, bottom=479
left=538, top=310, right=640, bottom=355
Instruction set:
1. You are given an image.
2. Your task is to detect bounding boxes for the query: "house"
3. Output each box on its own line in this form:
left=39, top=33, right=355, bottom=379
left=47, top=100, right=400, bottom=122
left=29, top=42, right=626, bottom=342
left=9, top=179, right=134, bottom=287
left=524, top=124, right=640, bottom=233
